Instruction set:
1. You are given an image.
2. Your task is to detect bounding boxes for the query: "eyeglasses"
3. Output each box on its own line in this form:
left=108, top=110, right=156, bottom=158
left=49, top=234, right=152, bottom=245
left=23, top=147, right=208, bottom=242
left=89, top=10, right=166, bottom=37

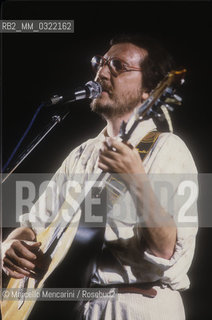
left=91, top=55, right=142, bottom=77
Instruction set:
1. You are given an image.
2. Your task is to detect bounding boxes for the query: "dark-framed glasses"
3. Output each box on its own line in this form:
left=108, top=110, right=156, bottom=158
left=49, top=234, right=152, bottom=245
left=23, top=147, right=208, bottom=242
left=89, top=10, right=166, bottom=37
left=91, top=55, right=142, bottom=77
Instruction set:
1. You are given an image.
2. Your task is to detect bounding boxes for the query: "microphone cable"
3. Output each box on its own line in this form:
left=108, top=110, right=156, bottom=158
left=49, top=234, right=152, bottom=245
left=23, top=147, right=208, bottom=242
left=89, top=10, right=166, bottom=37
left=2, top=102, right=45, bottom=173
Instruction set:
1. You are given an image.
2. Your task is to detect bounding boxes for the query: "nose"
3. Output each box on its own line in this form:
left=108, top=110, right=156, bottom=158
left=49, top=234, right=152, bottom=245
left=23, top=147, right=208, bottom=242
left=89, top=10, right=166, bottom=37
left=95, top=62, right=111, bottom=81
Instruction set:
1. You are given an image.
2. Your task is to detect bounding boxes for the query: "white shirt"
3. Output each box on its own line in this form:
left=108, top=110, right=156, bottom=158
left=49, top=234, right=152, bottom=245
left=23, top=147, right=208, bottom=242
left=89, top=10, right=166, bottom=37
left=20, top=118, right=198, bottom=291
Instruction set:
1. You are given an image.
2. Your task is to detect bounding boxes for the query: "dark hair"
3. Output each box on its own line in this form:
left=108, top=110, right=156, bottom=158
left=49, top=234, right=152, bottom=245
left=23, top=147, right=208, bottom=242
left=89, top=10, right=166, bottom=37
left=110, top=34, right=176, bottom=92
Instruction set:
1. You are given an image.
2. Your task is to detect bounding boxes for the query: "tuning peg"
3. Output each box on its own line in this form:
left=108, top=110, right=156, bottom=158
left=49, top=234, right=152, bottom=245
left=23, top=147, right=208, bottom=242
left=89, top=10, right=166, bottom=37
left=173, top=94, right=182, bottom=103
left=164, top=87, right=174, bottom=96
left=164, top=104, right=174, bottom=112
left=164, top=95, right=182, bottom=106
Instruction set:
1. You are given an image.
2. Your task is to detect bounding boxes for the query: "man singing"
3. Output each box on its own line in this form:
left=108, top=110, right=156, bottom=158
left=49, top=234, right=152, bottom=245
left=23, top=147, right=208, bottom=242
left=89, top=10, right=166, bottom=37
left=2, top=34, right=198, bottom=319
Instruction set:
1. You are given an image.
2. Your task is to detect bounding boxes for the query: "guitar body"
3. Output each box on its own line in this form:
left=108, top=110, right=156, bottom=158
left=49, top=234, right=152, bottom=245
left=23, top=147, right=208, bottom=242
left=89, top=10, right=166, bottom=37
left=2, top=201, right=106, bottom=320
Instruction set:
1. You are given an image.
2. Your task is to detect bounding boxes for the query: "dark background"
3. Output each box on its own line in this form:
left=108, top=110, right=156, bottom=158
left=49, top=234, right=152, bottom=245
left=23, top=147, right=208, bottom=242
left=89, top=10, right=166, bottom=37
left=1, top=1, right=212, bottom=319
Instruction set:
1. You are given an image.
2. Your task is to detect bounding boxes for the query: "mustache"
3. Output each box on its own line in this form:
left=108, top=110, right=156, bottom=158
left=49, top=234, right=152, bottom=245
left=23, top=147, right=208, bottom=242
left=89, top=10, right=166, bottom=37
left=97, top=80, right=113, bottom=95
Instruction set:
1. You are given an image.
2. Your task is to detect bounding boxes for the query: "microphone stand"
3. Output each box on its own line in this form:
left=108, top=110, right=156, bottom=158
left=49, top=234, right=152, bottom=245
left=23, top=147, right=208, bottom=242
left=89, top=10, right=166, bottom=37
left=2, top=109, right=70, bottom=184
left=2, top=80, right=102, bottom=184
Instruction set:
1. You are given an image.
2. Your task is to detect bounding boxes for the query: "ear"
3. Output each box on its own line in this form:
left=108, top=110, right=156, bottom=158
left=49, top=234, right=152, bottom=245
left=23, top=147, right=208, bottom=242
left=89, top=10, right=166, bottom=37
left=141, top=91, right=149, bottom=101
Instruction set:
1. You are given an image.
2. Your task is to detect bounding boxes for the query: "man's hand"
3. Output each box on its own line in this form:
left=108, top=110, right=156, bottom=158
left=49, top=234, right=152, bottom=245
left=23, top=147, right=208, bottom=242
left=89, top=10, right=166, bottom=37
left=98, top=137, right=145, bottom=180
left=2, top=239, right=41, bottom=279
left=2, top=227, right=43, bottom=279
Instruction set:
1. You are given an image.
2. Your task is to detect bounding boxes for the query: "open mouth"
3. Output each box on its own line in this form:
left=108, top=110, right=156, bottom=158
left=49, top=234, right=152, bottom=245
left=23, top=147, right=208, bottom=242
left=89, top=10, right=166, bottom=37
left=101, top=88, right=112, bottom=96
left=98, top=82, right=112, bottom=96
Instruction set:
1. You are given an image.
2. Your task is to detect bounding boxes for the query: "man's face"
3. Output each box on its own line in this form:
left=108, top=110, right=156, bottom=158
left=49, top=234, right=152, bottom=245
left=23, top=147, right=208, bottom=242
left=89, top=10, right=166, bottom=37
left=90, top=42, right=148, bottom=119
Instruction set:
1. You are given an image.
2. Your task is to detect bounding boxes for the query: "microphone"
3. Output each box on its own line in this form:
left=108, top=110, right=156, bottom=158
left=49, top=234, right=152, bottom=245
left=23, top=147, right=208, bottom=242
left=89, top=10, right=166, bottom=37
left=48, top=81, right=102, bottom=106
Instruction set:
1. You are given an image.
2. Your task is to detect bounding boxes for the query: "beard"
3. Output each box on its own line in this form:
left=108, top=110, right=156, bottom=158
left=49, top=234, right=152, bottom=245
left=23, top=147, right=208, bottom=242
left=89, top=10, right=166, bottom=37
left=90, top=82, right=143, bottom=119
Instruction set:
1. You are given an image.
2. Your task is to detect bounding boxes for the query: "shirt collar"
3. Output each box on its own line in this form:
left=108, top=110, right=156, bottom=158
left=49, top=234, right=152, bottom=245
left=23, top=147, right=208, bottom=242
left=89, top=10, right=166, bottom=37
left=95, top=118, right=157, bottom=146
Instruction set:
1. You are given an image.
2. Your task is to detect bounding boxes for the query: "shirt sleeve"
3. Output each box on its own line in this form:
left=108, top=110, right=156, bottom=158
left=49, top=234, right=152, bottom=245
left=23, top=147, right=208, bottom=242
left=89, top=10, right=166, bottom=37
left=143, top=133, right=198, bottom=290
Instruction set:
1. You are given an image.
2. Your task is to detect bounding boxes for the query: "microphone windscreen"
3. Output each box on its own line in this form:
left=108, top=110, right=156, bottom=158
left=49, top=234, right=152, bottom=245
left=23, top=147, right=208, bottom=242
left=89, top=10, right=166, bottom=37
left=85, top=81, right=102, bottom=99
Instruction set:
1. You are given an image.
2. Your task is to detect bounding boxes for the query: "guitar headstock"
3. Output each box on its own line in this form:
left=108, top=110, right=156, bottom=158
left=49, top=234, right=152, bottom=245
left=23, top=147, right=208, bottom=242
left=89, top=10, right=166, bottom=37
left=146, top=68, right=187, bottom=111
left=162, top=69, right=187, bottom=86
left=147, top=68, right=187, bottom=116
left=119, top=69, right=187, bottom=141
